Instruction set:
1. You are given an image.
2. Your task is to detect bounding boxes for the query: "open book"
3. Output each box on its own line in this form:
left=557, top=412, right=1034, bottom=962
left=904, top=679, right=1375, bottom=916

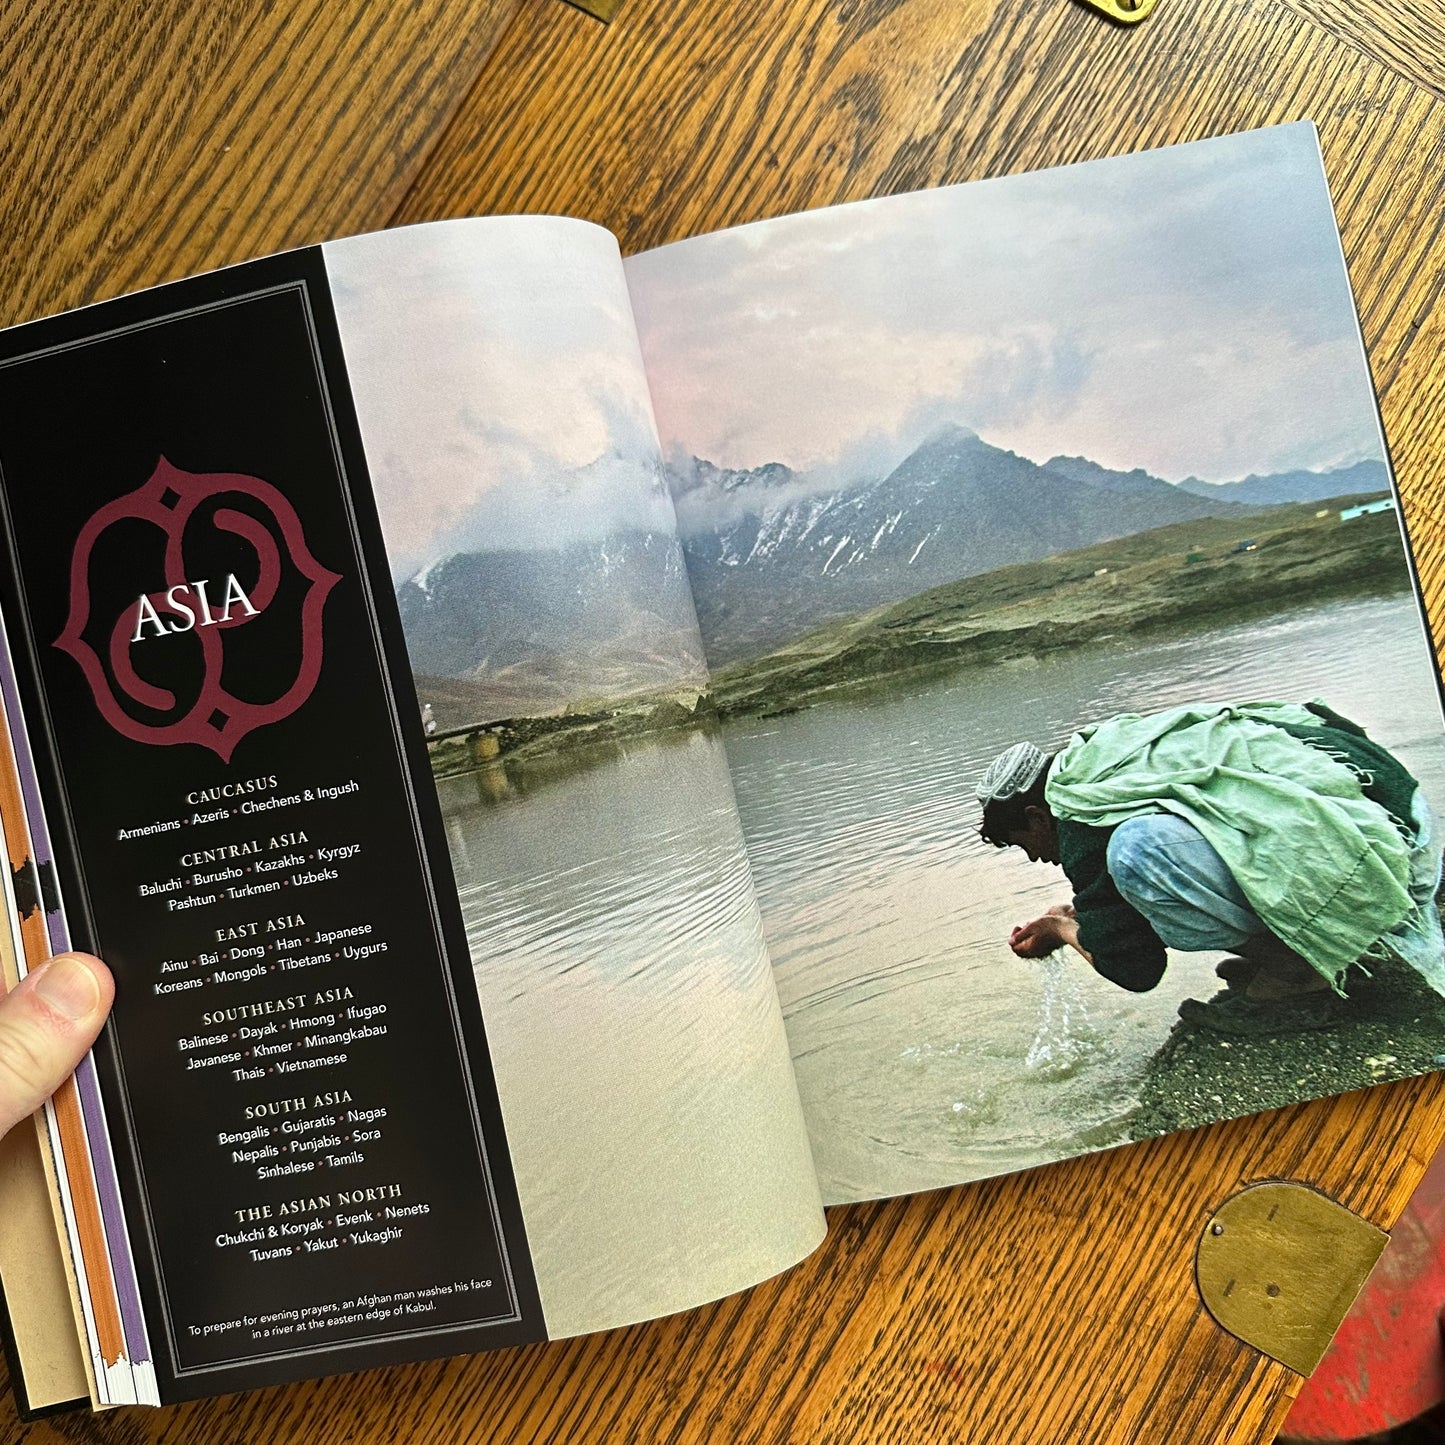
left=0, top=121, right=1440, bottom=1411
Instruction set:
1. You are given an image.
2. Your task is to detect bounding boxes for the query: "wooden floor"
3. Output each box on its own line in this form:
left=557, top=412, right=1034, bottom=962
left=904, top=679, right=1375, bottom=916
left=4, top=0, right=1445, bottom=1440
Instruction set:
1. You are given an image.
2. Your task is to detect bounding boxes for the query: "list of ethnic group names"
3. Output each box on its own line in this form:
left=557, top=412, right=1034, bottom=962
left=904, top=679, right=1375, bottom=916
left=119, top=771, right=426, bottom=1264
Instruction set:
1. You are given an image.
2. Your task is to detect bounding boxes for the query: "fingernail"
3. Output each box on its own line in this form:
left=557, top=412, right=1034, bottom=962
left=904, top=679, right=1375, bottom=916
left=34, top=956, right=101, bottom=1021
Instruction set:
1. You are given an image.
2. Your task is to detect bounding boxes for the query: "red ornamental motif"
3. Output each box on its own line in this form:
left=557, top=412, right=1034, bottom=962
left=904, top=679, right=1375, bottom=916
left=56, top=457, right=342, bottom=762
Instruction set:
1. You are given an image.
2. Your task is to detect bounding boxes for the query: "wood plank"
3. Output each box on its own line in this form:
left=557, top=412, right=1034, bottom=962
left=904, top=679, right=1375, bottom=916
left=12, top=1077, right=1444, bottom=1443
left=0, top=0, right=520, bottom=327
left=564, top=0, right=624, bottom=20
left=1279, top=0, right=1445, bottom=100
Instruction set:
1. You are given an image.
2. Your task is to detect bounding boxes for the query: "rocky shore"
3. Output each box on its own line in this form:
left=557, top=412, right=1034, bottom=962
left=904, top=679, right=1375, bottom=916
left=1130, top=956, right=1445, bottom=1139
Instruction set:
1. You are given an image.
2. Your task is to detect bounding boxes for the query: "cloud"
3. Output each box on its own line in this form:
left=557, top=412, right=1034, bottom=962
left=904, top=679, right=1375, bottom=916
left=325, top=218, right=672, bottom=577
left=626, top=124, right=1384, bottom=484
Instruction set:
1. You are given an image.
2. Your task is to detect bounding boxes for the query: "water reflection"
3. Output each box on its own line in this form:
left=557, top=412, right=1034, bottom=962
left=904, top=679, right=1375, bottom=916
left=469, top=760, right=515, bottom=804
left=434, top=726, right=821, bottom=1337
left=434, top=591, right=1445, bottom=1213
left=723, top=593, right=1445, bottom=1203
left=445, top=719, right=716, bottom=811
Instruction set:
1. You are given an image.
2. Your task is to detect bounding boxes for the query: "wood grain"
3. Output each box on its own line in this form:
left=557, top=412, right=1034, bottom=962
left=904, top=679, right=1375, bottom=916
left=1279, top=0, right=1445, bottom=100
left=563, top=0, right=623, bottom=21
left=6, top=0, right=1445, bottom=1440
left=0, top=0, right=520, bottom=327
left=12, top=1078, right=1445, bottom=1444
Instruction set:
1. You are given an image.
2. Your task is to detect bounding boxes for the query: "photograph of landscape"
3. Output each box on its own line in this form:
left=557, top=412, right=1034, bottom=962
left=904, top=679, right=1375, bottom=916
left=625, top=122, right=1445, bottom=1203
left=310, top=125, right=1445, bottom=1221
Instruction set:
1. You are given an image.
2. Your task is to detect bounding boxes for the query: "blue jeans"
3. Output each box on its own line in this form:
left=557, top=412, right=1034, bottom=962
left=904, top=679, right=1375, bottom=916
left=1105, top=813, right=1262, bottom=952
left=1107, top=801, right=1445, bottom=990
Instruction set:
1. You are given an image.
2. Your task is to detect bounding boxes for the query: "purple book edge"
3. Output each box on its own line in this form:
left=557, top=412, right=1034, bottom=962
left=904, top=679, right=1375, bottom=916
left=0, top=621, right=150, bottom=1368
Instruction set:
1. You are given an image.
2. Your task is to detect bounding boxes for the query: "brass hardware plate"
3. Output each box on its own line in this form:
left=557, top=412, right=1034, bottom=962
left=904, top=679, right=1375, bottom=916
left=1196, top=1182, right=1387, bottom=1376
left=563, top=0, right=623, bottom=20
left=1077, top=0, right=1159, bottom=24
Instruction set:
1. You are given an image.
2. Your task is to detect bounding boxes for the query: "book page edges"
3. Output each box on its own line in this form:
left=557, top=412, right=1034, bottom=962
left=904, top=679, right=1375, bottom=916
left=0, top=1122, right=92, bottom=1411
left=0, top=905, right=94, bottom=1408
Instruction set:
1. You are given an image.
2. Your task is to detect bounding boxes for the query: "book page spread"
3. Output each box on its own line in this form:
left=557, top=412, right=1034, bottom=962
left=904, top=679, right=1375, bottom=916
left=4, top=121, right=1442, bottom=1407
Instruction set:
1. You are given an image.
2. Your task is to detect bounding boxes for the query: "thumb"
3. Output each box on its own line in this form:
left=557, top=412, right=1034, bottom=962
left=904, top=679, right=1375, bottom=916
left=0, top=953, right=113, bottom=1138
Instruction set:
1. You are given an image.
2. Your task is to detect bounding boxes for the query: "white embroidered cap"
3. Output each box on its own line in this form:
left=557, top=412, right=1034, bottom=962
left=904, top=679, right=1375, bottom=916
left=975, top=741, right=1048, bottom=802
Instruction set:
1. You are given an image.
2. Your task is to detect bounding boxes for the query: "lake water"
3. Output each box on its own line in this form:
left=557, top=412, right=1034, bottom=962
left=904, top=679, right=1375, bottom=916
left=435, top=729, right=823, bottom=1339
left=438, top=590, right=1445, bottom=1236
left=722, top=592, right=1445, bottom=1203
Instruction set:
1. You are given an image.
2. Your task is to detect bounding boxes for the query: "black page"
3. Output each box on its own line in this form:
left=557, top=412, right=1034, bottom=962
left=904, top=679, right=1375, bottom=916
left=0, top=250, right=544, bottom=1401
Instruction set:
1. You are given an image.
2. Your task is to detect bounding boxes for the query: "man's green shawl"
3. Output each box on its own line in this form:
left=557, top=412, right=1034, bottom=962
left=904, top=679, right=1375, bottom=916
left=1045, top=701, right=1415, bottom=984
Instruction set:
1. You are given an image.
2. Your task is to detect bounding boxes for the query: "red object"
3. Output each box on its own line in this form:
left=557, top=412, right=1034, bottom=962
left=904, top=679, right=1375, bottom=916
left=1280, top=1142, right=1445, bottom=1441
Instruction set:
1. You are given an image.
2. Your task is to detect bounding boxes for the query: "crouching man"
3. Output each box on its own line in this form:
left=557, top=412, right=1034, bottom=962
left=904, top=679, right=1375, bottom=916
left=977, top=700, right=1445, bottom=1034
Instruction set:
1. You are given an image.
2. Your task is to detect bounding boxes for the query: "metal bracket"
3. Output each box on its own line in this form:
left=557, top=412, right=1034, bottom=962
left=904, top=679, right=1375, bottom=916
left=1196, top=1182, right=1388, bottom=1376
left=1076, top=0, right=1159, bottom=24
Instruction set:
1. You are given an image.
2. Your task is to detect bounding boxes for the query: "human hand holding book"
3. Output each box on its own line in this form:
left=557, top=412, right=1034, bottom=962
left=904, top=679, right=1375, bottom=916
left=0, top=954, right=111, bottom=1139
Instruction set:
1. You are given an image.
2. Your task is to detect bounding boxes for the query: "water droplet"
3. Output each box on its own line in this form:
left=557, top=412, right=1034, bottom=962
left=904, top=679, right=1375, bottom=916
left=1025, top=951, right=1095, bottom=1077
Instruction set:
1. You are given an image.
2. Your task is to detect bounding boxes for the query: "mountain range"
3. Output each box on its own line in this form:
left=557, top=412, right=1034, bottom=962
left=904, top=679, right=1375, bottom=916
left=1173, top=458, right=1389, bottom=506
left=674, top=427, right=1389, bottom=664
left=397, top=530, right=706, bottom=726
left=394, top=425, right=1391, bottom=723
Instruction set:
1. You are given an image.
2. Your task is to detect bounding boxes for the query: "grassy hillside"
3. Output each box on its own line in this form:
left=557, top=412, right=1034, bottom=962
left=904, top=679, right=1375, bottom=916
left=712, top=495, right=1409, bottom=717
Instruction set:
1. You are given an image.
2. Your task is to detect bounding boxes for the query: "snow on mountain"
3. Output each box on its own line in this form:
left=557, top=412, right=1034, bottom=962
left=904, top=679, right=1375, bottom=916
left=675, top=424, right=1253, bottom=665
left=392, top=425, right=1390, bottom=722
left=396, top=529, right=705, bottom=720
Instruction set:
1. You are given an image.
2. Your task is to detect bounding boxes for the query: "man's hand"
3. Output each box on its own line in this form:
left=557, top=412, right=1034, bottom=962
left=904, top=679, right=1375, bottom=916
left=1009, top=915, right=1066, bottom=958
left=0, top=953, right=113, bottom=1139
left=1009, top=905, right=1081, bottom=960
